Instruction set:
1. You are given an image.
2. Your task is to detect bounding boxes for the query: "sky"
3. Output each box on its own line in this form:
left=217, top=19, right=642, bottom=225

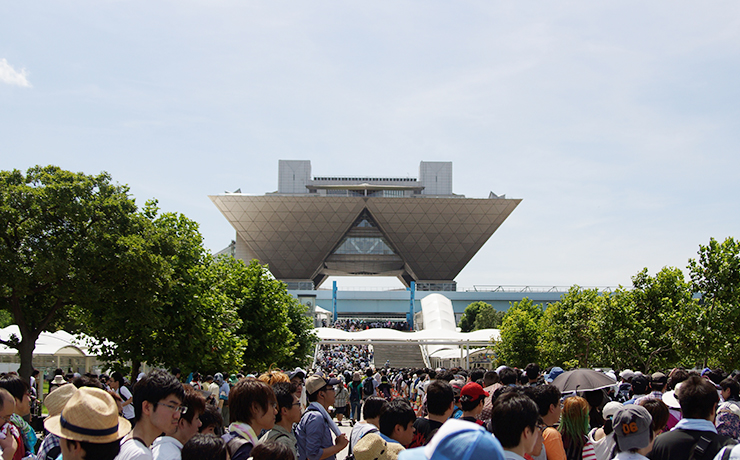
left=2, top=1, right=739, bottom=291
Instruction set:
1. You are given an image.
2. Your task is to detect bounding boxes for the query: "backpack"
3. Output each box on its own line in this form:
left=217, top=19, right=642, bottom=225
left=349, top=382, right=361, bottom=402
left=363, top=377, right=374, bottom=397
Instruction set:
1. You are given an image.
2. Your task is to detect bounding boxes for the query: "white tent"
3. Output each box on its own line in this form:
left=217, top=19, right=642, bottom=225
left=0, top=326, right=103, bottom=374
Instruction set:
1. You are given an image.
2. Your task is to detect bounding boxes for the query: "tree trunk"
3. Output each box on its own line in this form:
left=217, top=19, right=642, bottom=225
left=17, top=333, right=39, bottom=384
left=131, top=360, right=141, bottom=382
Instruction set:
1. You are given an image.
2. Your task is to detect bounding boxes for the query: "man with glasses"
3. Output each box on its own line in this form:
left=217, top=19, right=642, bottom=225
left=295, top=373, right=348, bottom=460
left=152, top=385, right=206, bottom=460
left=260, top=382, right=302, bottom=460
left=116, top=369, right=185, bottom=460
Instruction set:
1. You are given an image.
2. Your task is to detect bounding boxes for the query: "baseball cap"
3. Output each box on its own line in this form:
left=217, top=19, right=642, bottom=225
left=399, top=419, right=504, bottom=460
left=613, top=405, right=653, bottom=452
left=460, top=382, right=489, bottom=402
left=306, top=373, right=341, bottom=395
left=545, top=367, right=564, bottom=383
left=602, top=401, right=623, bottom=420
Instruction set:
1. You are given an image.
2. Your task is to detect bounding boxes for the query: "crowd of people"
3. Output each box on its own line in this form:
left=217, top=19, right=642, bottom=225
left=2, top=363, right=740, bottom=460
left=316, top=345, right=374, bottom=373
left=331, top=319, right=411, bottom=332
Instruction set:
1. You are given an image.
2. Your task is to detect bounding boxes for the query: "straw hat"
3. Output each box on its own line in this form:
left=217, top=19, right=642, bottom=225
left=44, top=387, right=131, bottom=443
left=44, top=383, right=78, bottom=416
left=354, top=433, right=404, bottom=460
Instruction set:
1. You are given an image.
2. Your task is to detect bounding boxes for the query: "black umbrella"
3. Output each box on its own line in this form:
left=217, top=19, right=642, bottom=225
left=551, top=368, right=616, bottom=392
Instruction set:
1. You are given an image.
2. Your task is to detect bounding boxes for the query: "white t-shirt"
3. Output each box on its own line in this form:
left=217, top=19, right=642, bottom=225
left=152, top=436, right=183, bottom=460
left=116, top=437, right=152, bottom=460
left=119, top=386, right=135, bottom=420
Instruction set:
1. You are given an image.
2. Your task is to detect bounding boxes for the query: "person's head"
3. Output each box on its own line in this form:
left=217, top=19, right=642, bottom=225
left=470, top=369, right=485, bottom=384
left=559, top=396, right=590, bottom=439
left=229, top=378, right=277, bottom=431
left=251, top=440, right=295, bottom=460
left=258, top=370, right=290, bottom=386
left=491, top=392, right=540, bottom=452
left=379, top=399, right=417, bottom=446
left=631, top=375, right=649, bottom=395
left=0, top=388, right=16, bottom=428
left=198, top=404, right=224, bottom=435
left=612, top=405, right=654, bottom=453
left=182, top=433, right=227, bottom=460
left=638, top=398, right=669, bottom=435
left=650, top=372, right=667, bottom=392
left=305, top=374, right=340, bottom=407
left=176, top=386, right=206, bottom=444
left=426, top=380, right=454, bottom=417
left=460, top=382, right=489, bottom=413
left=677, top=375, right=720, bottom=420
left=363, top=396, right=388, bottom=422
left=273, top=382, right=301, bottom=425
left=498, top=367, right=518, bottom=386
left=108, top=371, right=125, bottom=390
left=132, top=369, right=185, bottom=435
left=0, top=374, right=31, bottom=416
left=667, top=368, right=690, bottom=390
left=172, top=368, right=181, bottom=379
left=524, top=364, right=540, bottom=382
left=44, top=387, right=131, bottom=460
left=720, top=377, right=740, bottom=401
left=483, top=371, right=499, bottom=387
left=530, top=384, right=562, bottom=424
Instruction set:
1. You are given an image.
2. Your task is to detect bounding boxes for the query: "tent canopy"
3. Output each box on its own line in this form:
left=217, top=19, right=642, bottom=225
left=0, top=326, right=96, bottom=357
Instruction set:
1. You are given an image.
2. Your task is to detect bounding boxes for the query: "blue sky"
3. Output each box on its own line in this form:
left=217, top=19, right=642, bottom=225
left=2, top=1, right=739, bottom=290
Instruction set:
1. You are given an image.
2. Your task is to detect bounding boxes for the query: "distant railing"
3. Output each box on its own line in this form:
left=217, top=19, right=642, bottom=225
left=316, top=285, right=620, bottom=292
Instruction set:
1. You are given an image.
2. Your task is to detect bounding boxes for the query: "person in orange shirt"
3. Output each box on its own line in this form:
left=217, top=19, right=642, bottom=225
left=529, top=385, right=566, bottom=460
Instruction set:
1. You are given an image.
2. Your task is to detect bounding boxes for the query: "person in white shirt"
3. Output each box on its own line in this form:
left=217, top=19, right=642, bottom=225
left=152, top=386, right=206, bottom=460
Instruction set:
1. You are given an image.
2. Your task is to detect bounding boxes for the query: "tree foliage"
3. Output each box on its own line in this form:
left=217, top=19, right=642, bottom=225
left=493, top=298, right=542, bottom=368
left=458, top=301, right=486, bottom=332
left=0, top=166, right=147, bottom=381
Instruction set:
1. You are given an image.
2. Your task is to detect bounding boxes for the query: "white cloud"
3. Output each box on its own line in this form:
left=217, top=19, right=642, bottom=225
left=0, top=59, right=31, bottom=87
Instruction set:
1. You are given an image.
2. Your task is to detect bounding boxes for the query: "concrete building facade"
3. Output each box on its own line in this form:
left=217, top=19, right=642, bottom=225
left=210, top=160, right=521, bottom=290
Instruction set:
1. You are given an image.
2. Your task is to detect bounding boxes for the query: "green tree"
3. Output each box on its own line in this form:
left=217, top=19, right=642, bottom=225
left=283, top=299, right=318, bottom=369
left=473, top=304, right=506, bottom=330
left=685, top=237, right=740, bottom=368
left=459, top=301, right=487, bottom=332
left=596, top=268, right=693, bottom=373
left=493, top=298, right=542, bottom=367
left=78, top=202, right=247, bottom=377
left=539, top=286, right=601, bottom=369
left=0, top=166, right=151, bottom=381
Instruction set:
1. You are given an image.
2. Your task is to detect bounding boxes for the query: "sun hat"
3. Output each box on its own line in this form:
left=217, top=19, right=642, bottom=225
left=45, top=383, right=78, bottom=416
left=44, top=387, right=131, bottom=443
left=612, top=405, right=653, bottom=452
left=51, top=375, right=66, bottom=385
left=399, top=418, right=504, bottom=460
left=662, top=381, right=683, bottom=409
left=355, top=433, right=404, bottom=460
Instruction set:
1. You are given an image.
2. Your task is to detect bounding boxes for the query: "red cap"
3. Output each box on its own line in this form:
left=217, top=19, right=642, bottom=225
left=460, top=382, right=489, bottom=400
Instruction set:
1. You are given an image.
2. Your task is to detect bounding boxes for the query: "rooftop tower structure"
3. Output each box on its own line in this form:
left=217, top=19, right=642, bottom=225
left=210, top=160, right=520, bottom=291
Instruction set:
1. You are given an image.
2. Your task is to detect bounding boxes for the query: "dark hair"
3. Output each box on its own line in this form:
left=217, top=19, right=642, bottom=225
left=379, top=399, right=416, bottom=437
left=54, top=368, right=64, bottom=376
left=199, top=405, right=224, bottom=435
left=182, top=434, right=227, bottom=460
left=667, top=368, right=690, bottom=390
left=132, top=369, right=185, bottom=422
left=460, top=393, right=485, bottom=412
left=71, top=375, right=106, bottom=390
left=230, top=378, right=276, bottom=425
left=363, top=396, right=388, bottom=420
left=251, top=440, right=294, bottom=460
left=64, top=439, right=120, bottom=460
left=721, top=378, right=740, bottom=400
left=529, top=384, right=561, bottom=417
left=498, top=367, right=518, bottom=386
left=181, top=385, right=207, bottom=423
left=172, top=368, right=181, bottom=377
left=491, top=392, right=539, bottom=448
left=426, top=380, right=454, bottom=416
left=273, top=382, right=298, bottom=423
left=470, top=369, right=485, bottom=383
left=525, top=364, right=540, bottom=381
left=677, top=375, right=719, bottom=419
left=638, top=398, right=669, bottom=434
left=484, top=371, right=499, bottom=385
left=0, top=375, right=30, bottom=401
left=110, top=371, right=126, bottom=386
